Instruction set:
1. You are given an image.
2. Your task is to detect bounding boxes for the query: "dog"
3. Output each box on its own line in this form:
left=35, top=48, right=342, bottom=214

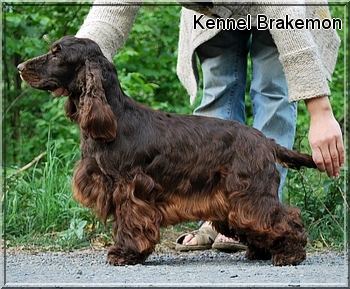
left=18, top=36, right=317, bottom=266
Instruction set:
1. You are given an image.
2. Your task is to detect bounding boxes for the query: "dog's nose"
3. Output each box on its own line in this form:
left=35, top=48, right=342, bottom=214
left=17, top=63, right=25, bottom=72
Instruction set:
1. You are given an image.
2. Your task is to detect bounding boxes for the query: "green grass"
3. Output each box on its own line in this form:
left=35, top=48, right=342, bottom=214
left=6, top=140, right=76, bottom=233
left=284, top=168, right=347, bottom=252
left=4, top=134, right=97, bottom=250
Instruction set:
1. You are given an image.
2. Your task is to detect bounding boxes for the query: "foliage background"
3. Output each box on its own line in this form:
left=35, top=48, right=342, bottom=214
left=2, top=3, right=348, bottom=251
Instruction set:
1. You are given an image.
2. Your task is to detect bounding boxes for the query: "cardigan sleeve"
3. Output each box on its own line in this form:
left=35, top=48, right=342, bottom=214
left=263, top=5, right=340, bottom=102
left=76, top=0, right=141, bottom=61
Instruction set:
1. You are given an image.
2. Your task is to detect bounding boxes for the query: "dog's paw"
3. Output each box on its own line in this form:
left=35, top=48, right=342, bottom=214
left=245, top=247, right=272, bottom=261
left=106, top=254, right=128, bottom=266
left=273, top=251, right=306, bottom=266
left=106, top=251, right=147, bottom=266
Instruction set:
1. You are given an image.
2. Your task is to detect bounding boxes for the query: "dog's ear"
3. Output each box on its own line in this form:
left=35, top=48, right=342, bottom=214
left=79, top=59, right=117, bottom=142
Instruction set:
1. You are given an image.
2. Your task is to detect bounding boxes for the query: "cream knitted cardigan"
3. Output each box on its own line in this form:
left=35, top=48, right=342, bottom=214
left=76, top=1, right=341, bottom=103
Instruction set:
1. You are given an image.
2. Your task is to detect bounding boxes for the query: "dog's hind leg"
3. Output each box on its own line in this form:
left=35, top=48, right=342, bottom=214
left=225, top=165, right=307, bottom=266
left=106, top=174, right=163, bottom=266
left=245, top=244, right=272, bottom=261
left=267, top=205, right=307, bottom=266
left=227, top=191, right=307, bottom=266
left=226, top=197, right=273, bottom=262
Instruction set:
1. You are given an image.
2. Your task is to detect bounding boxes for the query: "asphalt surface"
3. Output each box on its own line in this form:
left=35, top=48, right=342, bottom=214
left=3, top=248, right=348, bottom=287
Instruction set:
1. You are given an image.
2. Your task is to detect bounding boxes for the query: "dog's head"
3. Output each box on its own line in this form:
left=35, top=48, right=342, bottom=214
left=17, top=36, right=117, bottom=142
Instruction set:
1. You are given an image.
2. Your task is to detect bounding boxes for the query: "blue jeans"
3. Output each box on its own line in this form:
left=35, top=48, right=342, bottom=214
left=194, top=29, right=298, bottom=200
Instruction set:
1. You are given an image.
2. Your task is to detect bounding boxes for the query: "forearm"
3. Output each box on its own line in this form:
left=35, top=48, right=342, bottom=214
left=76, top=0, right=141, bottom=61
left=304, top=96, right=334, bottom=119
left=304, top=96, right=344, bottom=178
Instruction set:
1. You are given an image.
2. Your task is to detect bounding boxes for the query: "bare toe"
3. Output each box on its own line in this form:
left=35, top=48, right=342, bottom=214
left=182, top=234, right=198, bottom=245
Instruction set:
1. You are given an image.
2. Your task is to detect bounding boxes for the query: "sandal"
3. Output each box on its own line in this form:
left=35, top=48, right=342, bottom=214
left=212, top=234, right=247, bottom=252
left=175, top=227, right=218, bottom=251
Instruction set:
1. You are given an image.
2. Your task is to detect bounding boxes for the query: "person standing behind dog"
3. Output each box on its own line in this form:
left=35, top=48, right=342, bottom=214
left=75, top=1, right=344, bottom=251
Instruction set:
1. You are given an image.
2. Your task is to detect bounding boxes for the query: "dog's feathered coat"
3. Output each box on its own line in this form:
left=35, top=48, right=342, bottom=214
left=18, top=36, right=316, bottom=266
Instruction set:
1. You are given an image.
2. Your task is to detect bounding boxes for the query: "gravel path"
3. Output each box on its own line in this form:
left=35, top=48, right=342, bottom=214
left=3, top=248, right=348, bottom=287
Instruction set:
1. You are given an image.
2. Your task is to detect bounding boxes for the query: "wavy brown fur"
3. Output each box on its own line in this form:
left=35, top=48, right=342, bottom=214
left=18, top=36, right=317, bottom=266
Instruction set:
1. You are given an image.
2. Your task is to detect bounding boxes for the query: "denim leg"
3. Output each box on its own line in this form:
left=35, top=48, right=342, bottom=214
left=194, top=29, right=297, bottom=201
left=194, top=30, right=251, bottom=123
left=250, top=29, right=298, bottom=199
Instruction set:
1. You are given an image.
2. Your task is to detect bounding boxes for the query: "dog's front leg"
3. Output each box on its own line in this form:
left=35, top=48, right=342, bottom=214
left=107, top=224, right=156, bottom=266
left=106, top=179, right=162, bottom=266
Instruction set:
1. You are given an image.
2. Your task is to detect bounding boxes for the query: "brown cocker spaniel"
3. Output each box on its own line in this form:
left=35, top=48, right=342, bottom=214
left=18, top=36, right=317, bottom=266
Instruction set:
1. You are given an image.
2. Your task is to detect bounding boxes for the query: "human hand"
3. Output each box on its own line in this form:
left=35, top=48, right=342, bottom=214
left=306, top=97, right=345, bottom=178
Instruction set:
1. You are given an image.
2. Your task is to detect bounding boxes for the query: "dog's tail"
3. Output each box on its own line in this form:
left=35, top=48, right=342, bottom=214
left=272, top=141, right=317, bottom=170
